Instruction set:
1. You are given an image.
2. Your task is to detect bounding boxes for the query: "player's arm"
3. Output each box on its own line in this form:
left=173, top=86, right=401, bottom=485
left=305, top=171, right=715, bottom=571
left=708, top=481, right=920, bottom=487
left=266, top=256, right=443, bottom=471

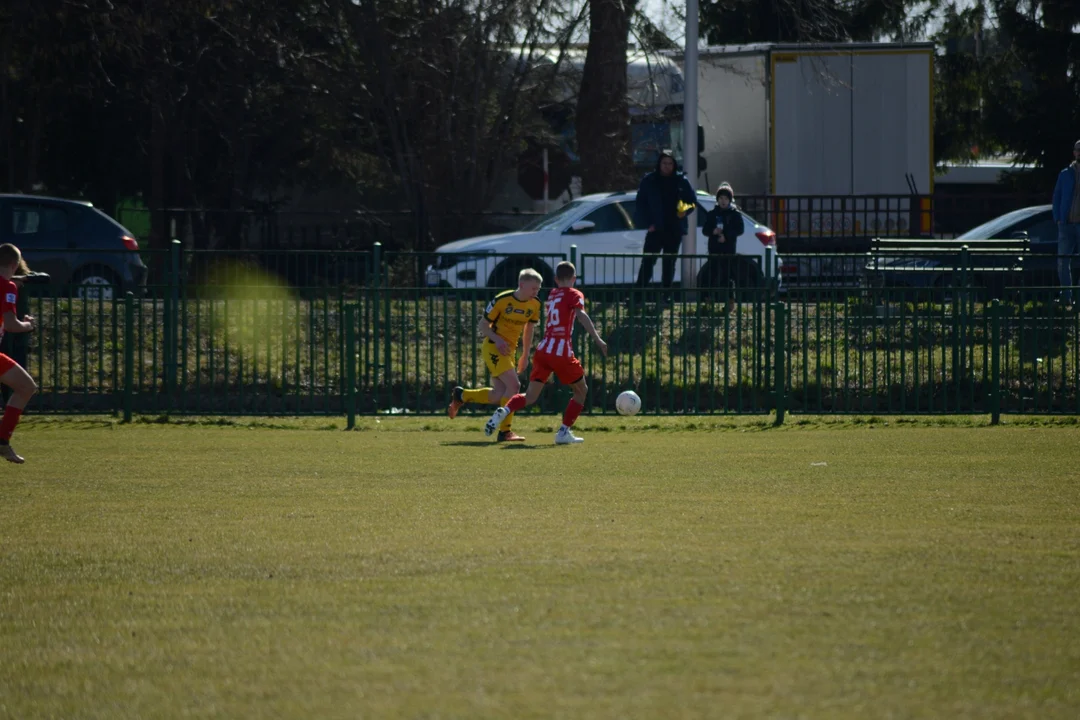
left=575, top=311, right=607, bottom=357
left=477, top=315, right=510, bottom=355
left=2, top=310, right=33, bottom=333
left=518, top=322, right=535, bottom=373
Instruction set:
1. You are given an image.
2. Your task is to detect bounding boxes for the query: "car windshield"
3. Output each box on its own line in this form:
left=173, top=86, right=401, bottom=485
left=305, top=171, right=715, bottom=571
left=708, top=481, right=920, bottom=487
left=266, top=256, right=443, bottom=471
left=957, top=207, right=1045, bottom=240
left=519, top=201, right=588, bottom=232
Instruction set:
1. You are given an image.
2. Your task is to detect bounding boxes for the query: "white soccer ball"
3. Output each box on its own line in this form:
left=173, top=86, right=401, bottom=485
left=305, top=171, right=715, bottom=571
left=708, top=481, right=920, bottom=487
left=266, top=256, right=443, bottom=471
left=616, top=390, right=641, bottom=416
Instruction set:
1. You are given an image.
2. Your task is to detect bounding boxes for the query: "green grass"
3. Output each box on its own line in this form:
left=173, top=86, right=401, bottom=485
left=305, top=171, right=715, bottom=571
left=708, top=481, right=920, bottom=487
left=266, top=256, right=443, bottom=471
left=2, top=418, right=1080, bottom=718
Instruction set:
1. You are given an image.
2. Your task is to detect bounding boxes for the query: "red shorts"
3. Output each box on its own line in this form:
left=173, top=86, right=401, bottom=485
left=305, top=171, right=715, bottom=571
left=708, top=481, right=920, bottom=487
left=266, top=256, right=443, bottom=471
left=0, top=353, right=16, bottom=376
left=530, top=351, right=584, bottom=385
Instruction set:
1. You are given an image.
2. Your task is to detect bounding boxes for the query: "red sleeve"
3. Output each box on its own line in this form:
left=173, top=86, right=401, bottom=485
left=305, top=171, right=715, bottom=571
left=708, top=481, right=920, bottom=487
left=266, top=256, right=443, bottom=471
left=571, top=289, right=585, bottom=310
left=0, top=281, right=16, bottom=317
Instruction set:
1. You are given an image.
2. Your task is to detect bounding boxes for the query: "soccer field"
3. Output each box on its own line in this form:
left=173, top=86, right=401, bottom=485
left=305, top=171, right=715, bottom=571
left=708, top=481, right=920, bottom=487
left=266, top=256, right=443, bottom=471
left=2, top=417, right=1079, bottom=719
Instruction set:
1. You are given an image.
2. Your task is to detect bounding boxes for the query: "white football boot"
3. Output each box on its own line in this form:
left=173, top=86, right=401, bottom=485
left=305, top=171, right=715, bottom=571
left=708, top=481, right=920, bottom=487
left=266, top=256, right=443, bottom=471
left=554, top=426, right=584, bottom=445
left=485, top=406, right=510, bottom=436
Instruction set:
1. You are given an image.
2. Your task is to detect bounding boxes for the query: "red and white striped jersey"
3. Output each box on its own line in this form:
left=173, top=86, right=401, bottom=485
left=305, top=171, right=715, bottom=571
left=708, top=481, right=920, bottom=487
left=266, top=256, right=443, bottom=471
left=535, top=286, right=584, bottom=357
left=0, top=278, right=17, bottom=343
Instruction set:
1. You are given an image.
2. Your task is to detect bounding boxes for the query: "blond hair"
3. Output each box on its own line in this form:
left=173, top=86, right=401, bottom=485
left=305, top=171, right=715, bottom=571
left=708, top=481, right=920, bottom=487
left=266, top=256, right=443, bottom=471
left=518, top=268, right=543, bottom=285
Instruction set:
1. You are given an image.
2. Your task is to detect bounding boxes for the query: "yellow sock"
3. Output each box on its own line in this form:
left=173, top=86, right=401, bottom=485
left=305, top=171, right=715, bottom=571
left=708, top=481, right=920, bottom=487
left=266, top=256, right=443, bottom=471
left=462, top=387, right=493, bottom=404
left=498, top=397, right=514, bottom=432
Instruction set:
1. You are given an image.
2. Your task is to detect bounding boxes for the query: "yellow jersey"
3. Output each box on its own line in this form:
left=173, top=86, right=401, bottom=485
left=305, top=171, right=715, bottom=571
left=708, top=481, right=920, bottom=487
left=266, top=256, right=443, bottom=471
left=484, top=289, right=541, bottom=351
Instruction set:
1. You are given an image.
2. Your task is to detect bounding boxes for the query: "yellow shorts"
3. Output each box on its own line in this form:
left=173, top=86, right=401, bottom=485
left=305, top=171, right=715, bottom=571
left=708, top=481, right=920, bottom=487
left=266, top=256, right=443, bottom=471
left=482, top=340, right=517, bottom=378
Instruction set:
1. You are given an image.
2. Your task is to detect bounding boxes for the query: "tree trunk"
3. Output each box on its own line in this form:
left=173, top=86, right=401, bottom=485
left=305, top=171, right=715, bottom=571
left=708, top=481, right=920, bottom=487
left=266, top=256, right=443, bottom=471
left=0, top=19, right=13, bottom=191
left=26, top=96, right=42, bottom=190
left=150, top=97, right=168, bottom=250
left=576, top=0, right=638, bottom=195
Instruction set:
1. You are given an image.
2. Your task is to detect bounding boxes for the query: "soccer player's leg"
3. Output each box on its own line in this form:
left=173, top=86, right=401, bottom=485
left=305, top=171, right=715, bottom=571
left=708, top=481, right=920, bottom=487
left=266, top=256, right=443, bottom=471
left=483, top=357, right=520, bottom=438
left=499, top=361, right=551, bottom=420
left=447, top=385, right=465, bottom=418
left=494, top=367, right=523, bottom=441
left=554, top=358, right=587, bottom=445
left=452, top=384, right=504, bottom=418
left=457, top=343, right=505, bottom=416
left=0, top=356, right=36, bottom=463
left=461, top=386, right=498, bottom=404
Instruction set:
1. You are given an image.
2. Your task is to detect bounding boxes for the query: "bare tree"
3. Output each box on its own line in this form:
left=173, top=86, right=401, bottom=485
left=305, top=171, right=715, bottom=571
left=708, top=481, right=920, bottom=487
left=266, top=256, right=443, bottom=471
left=341, top=0, right=582, bottom=247
left=576, top=0, right=639, bottom=195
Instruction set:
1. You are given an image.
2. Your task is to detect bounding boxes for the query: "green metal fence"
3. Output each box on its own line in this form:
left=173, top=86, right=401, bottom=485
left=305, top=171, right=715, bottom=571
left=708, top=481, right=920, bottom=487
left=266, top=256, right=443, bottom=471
left=7, top=243, right=1079, bottom=422
left=999, top=289, right=1080, bottom=415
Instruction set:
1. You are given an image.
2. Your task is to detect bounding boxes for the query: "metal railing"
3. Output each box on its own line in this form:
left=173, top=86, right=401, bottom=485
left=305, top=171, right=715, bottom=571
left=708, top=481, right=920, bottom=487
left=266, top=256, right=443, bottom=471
left=4, top=243, right=1079, bottom=422
left=383, top=250, right=568, bottom=290
left=740, top=195, right=933, bottom=251
left=781, top=248, right=1080, bottom=296
left=578, top=252, right=772, bottom=294
left=113, top=193, right=1053, bottom=255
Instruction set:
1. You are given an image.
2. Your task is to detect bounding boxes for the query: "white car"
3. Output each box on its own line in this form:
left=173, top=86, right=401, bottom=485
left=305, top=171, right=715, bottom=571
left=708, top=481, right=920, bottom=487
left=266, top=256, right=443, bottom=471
left=425, top=191, right=783, bottom=290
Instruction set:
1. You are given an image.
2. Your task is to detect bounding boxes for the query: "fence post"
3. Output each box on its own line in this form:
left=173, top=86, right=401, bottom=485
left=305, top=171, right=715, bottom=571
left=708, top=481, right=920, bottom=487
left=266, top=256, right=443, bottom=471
left=570, top=244, right=577, bottom=269
left=372, top=242, right=382, bottom=287
left=124, top=292, right=134, bottom=423
left=371, top=242, right=382, bottom=391
left=162, top=246, right=172, bottom=404
left=764, top=246, right=774, bottom=295
left=165, top=239, right=181, bottom=408
left=773, top=301, right=786, bottom=426
left=345, top=304, right=357, bottom=430
left=990, top=299, right=1001, bottom=425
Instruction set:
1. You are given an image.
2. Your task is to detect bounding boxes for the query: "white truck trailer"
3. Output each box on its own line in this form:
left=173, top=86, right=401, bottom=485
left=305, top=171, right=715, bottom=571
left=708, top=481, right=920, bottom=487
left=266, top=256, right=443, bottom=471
left=670, top=43, right=935, bottom=242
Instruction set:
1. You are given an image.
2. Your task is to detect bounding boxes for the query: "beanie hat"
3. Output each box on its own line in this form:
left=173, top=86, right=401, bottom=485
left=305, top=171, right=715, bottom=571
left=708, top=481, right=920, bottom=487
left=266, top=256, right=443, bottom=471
left=716, top=182, right=734, bottom=202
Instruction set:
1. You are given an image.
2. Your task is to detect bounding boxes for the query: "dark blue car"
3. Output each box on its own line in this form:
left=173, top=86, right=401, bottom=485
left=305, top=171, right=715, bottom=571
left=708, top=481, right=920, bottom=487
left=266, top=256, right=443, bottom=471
left=0, top=195, right=148, bottom=298
left=866, top=205, right=1077, bottom=294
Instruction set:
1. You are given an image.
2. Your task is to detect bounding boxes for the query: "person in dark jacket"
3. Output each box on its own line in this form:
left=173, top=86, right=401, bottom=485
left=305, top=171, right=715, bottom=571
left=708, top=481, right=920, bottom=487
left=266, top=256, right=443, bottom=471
left=633, top=150, right=697, bottom=290
left=1051, top=139, right=1080, bottom=305
left=701, top=183, right=745, bottom=310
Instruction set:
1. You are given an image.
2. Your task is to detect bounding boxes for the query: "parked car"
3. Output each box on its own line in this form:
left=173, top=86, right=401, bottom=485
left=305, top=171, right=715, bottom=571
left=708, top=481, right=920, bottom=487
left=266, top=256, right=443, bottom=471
left=866, top=205, right=1076, bottom=292
left=425, top=191, right=782, bottom=290
left=0, top=195, right=148, bottom=299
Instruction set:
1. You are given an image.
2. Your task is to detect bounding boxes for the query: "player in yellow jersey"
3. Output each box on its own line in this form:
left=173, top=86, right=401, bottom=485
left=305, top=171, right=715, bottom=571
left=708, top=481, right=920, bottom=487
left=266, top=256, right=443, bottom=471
left=447, top=268, right=542, bottom=441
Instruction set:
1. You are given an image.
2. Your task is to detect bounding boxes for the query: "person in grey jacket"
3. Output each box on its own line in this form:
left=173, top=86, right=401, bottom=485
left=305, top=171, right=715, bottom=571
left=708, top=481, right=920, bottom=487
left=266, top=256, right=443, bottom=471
left=633, top=150, right=697, bottom=290
left=1051, top=139, right=1080, bottom=305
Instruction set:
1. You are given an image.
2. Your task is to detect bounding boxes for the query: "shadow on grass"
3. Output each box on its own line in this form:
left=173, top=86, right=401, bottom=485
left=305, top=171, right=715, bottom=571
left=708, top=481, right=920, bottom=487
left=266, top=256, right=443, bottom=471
left=437, top=440, right=561, bottom=450
left=25, top=419, right=116, bottom=430
left=499, top=444, right=560, bottom=451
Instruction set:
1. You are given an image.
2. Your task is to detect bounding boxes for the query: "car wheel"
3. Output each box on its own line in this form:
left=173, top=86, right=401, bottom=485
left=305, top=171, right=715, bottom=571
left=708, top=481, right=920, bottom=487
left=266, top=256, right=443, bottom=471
left=73, top=266, right=121, bottom=301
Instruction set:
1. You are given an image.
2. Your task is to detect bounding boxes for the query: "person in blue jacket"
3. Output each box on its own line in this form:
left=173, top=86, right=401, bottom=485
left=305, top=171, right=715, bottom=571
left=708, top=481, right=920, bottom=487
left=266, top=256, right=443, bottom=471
left=633, top=150, right=697, bottom=290
left=1051, top=139, right=1080, bottom=305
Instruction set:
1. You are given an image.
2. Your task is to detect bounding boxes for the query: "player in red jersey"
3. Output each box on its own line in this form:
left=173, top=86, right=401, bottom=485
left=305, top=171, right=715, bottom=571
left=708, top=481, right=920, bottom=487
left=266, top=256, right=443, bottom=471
left=0, top=244, right=38, bottom=463
left=485, top=261, right=607, bottom=444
